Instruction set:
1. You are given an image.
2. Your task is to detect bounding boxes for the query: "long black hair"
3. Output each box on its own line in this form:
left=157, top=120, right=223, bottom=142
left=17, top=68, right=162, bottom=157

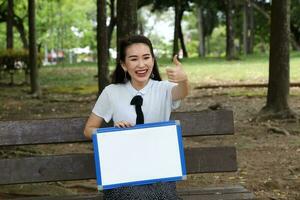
left=112, top=35, right=162, bottom=84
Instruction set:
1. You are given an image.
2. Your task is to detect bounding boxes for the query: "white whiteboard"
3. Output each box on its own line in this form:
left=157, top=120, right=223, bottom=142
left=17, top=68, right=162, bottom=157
left=92, top=121, right=186, bottom=190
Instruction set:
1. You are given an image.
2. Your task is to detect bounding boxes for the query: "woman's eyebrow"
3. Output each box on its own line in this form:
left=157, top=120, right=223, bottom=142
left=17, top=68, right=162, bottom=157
left=127, top=53, right=150, bottom=58
left=128, top=55, right=138, bottom=58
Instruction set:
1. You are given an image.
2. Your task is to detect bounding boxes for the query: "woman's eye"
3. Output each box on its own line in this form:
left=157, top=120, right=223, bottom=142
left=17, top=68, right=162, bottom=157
left=144, top=57, right=150, bottom=60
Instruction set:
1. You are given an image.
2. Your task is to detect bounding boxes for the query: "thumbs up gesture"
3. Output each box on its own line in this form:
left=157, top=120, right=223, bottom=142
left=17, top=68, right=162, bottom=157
left=166, top=55, right=188, bottom=83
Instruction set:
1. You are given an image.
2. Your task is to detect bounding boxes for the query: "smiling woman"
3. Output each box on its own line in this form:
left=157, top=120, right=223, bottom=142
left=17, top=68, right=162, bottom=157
left=120, top=43, right=155, bottom=90
left=84, top=35, right=189, bottom=199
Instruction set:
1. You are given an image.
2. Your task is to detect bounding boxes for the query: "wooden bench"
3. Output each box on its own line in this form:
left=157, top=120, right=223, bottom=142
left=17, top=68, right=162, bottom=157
left=0, top=109, right=255, bottom=199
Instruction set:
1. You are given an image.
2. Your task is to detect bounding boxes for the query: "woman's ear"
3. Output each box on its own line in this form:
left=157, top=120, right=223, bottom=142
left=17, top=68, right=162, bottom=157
left=121, top=62, right=127, bottom=72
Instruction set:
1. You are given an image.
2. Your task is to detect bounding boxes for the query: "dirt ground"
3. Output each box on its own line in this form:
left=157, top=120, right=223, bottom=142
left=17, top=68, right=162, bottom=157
left=0, top=84, right=299, bottom=200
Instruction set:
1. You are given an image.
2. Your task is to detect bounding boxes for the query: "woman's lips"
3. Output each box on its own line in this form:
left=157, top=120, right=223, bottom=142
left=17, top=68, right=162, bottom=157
left=135, top=69, right=148, bottom=76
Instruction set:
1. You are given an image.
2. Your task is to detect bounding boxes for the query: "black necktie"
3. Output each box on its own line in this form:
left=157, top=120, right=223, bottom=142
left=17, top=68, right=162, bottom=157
left=130, top=95, right=144, bottom=124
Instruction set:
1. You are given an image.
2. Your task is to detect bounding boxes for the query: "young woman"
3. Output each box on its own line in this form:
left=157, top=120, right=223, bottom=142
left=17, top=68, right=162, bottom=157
left=84, top=35, right=189, bottom=199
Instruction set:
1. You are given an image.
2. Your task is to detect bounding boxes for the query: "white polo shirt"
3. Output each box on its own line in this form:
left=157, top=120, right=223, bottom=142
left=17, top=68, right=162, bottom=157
left=92, top=79, right=180, bottom=125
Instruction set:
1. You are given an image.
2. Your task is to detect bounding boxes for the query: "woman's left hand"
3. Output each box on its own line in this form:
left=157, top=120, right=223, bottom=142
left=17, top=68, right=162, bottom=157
left=166, top=55, right=188, bottom=83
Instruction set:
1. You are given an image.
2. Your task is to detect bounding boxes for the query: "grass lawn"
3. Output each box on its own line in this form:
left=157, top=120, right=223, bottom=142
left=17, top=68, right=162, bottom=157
left=1, top=51, right=300, bottom=95
left=170, top=51, right=300, bottom=84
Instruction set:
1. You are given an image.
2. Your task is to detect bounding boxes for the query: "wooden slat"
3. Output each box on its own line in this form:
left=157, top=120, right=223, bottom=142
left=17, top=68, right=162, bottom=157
left=0, top=110, right=234, bottom=146
left=14, top=194, right=103, bottom=200
left=0, top=146, right=237, bottom=185
left=178, top=185, right=250, bottom=195
left=7, top=186, right=256, bottom=200
left=178, top=185, right=255, bottom=200
left=180, top=192, right=255, bottom=200
left=3, top=194, right=256, bottom=200
left=171, top=110, right=234, bottom=137
left=0, top=154, right=95, bottom=185
left=185, top=147, right=237, bottom=173
left=0, top=118, right=88, bottom=146
left=178, top=185, right=256, bottom=199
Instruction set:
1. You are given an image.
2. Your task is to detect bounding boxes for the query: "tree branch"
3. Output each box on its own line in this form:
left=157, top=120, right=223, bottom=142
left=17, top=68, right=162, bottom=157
left=250, top=1, right=300, bottom=51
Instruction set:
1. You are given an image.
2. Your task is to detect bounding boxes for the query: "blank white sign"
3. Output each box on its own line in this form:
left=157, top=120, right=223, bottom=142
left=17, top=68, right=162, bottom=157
left=92, top=121, right=186, bottom=190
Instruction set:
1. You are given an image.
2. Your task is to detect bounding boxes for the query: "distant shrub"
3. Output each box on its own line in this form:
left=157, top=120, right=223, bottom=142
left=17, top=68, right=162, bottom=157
left=0, top=49, right=43, bottom=84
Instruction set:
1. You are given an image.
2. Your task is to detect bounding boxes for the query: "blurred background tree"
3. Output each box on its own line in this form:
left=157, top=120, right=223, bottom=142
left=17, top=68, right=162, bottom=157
left=2, top=0, right=300, bottom=60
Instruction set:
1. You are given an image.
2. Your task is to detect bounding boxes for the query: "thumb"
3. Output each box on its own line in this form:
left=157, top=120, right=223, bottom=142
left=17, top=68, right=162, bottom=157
left=173, top=54, right=181, bottom=67
left=165, top=66, right=174, bottom=73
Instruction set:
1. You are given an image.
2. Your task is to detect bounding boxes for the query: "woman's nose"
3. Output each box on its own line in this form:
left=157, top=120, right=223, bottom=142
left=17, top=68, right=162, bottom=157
left=137, top=59, right=145, bottom=67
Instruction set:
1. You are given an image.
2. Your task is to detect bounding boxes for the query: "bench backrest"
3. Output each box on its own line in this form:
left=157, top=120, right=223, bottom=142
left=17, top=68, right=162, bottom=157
left=0, top=109, right=235, bottom=185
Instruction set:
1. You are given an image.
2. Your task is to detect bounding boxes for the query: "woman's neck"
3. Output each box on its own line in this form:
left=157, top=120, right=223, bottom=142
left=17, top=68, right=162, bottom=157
left=131, top=79, right=150, bottom=91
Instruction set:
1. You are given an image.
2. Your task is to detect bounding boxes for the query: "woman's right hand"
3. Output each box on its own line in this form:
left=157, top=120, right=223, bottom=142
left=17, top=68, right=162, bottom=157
left=114, top=121, right=133, bottom=128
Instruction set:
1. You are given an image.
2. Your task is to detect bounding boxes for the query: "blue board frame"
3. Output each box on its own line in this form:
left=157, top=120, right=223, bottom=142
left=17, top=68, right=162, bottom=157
left=92, top=120, right=186, bottom=191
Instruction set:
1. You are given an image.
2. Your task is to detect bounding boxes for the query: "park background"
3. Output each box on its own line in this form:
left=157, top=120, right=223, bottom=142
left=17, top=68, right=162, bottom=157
left=0, top=0, right=300, bottom=199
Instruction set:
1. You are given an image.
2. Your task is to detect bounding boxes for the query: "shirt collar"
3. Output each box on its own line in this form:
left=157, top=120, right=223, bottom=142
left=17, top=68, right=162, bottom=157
left=126, top=79, right=153, bottom=96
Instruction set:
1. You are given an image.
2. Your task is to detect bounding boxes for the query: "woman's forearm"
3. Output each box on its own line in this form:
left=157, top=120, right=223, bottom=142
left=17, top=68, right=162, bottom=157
left=84, top=127, right=97, bottom=139
left=84, top=113, right=103, bottom=139
left=172, top=79, right=189, bottom=101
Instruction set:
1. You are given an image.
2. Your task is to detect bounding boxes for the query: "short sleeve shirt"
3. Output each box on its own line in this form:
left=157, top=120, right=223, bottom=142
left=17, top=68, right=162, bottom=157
left=92, top=79, right=180, bottom=125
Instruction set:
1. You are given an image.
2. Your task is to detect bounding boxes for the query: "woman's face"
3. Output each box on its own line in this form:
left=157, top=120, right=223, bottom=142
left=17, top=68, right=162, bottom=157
left=121, top=43, right=154, bottom=90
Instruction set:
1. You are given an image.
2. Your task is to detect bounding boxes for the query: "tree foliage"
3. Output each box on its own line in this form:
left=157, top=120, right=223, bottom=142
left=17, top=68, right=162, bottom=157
left=0, top=0, right=300, bottom=58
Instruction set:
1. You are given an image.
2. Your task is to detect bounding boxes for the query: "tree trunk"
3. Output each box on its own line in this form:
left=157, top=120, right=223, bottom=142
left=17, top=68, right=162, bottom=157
left=173, top=0, right=181, bottom=57
left=14, top=15, right=28, bottom=49
left=206, top=35, right=210, bottom=55
left=225, top=0, right=236, bottom=60
left=7, top=0, right=13, bottom=49
left=116, top=0, right=138, bottom=58
left=248, top=0, right=254, bottom=54
left=5, top=0, right=14, bottom=84
left=97, top=0, right=110, bottom=94
left=243, top=1, right=249, bottom=54
left=260, top=0, right=296, bottom=119
left=243, top=0, right=254, bottom=54
left=107, top=0, right=116, bottom=51
left=137, top=10, right=144, bottom=35
left=178, top=9, right=188, bottom=58
left=28, top=0, right=41, bottom=97
left=290, top=32, right=300, bottom=51
left=0, top=10, right=28, bottom=48
left=290, top=23, right=300, bottom=51
left=251, top=1, right=300, bottom=51
left=197, top=5, right=205, bottom=57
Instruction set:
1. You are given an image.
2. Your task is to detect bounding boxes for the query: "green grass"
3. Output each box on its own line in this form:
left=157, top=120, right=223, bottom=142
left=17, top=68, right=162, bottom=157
left=40, top=66, right=97, bottom=87
left=1, top=52, right=300, bottom=94
left=169, top=51, right=300, bottom=84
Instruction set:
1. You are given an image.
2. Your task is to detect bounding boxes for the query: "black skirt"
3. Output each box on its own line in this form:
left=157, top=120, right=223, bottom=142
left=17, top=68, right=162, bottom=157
left=103, top=182, right=181, bottom=200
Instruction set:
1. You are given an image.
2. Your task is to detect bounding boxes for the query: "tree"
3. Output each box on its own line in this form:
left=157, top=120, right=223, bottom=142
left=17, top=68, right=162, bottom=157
left=194, top=0, right=220, bottom=57
left=0, top=1, right=28, bottom=49
left=197, top=4, right=205, bottom=57
left=5, top=0, right=14, bottom=76
left=225, top=0, right=236, bottom=60
left=151, top=0, right=190, bottom=57
left=290, top=0, right=300, bottom=50
left=178, top=4, right=188, bottom=58
left=116, top=0, right=138, bottom=56
left=35, top=1, right=96, bottom=53
left=97, top=0, right=109, bottom=94
left=106, top=0, right=152, bottom=56
left=259, top=0, right=296, bottom=119
left=107, top=0, right=116, bottom=51
left=173, top=0, right=181, bottom=57
left=28, top=0, right=41, bottom=97
left=243, top=0, right=254, bottom=54
left=248, top=0, right=300, bottom=51
left=6, top=0, right=13, bottom=49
